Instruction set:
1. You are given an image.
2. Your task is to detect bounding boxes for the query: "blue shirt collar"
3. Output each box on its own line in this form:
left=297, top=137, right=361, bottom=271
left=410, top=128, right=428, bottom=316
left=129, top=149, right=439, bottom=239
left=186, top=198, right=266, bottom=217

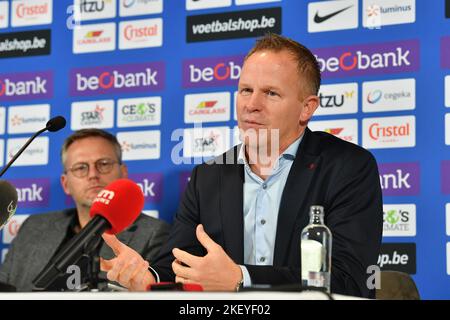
left=237, top=133, right=304, bottom=166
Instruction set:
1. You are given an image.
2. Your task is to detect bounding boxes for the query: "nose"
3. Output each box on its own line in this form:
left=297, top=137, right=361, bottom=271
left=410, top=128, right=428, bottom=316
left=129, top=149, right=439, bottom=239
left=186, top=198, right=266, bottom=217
left=245, top=91, right=263, bottom=113
left=87, top=163, right=100, bottom=180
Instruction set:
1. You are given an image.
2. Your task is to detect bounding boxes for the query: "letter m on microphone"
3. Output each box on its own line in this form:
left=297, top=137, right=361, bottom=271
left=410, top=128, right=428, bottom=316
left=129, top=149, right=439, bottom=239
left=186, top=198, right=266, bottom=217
left=93, top=190, right=115, bottom=205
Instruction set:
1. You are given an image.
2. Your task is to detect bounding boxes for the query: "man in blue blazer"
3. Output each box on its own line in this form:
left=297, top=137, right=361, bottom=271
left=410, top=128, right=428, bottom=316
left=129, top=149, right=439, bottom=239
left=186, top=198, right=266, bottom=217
left=101, top=33, right=383, bottom=298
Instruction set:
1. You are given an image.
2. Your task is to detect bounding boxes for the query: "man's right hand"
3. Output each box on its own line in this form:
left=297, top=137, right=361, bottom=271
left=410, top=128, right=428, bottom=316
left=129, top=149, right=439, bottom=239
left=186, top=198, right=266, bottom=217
left=101, top=233, right=155, bottom=291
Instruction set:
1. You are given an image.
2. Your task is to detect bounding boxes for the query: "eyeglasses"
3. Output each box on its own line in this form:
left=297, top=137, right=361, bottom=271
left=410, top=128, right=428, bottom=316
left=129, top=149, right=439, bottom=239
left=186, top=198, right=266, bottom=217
left=65, top=158, right=120, bottom=178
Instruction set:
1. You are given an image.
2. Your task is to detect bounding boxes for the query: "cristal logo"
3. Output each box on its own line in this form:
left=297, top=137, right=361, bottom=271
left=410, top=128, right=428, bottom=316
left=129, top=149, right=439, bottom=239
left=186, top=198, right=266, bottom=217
left=0, top=77, right=47, bottom=97
left=369, top=122, right=410, bottom=140
left=124, top=23, right=158, bottom=41
left=367, top=90, right=382, bottom=104
left=16, top=3, right=48, bottom=18
left=190, top=62, right=240, bottom=83
left=76, top=69, right=158, bottom=91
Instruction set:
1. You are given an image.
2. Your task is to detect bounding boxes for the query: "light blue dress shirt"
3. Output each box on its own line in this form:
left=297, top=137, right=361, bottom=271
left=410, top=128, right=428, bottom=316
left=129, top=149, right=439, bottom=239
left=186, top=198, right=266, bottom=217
left=237, top=135, right=303, bottom=287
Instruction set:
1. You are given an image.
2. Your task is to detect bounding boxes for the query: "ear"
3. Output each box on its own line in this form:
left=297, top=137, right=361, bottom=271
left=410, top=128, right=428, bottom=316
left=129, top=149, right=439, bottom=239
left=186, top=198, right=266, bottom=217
left=60, top=174, right=71, bottom=196
left=299, top=95, right=319, bottom=123
left=120, top=163, right=128, bottom=179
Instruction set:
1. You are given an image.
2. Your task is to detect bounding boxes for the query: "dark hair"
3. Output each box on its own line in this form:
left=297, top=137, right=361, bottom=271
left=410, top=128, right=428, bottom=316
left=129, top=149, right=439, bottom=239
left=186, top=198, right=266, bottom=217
left=61, top=129, right=122, bottom=165
left=244, top=33, right=321, bottom=96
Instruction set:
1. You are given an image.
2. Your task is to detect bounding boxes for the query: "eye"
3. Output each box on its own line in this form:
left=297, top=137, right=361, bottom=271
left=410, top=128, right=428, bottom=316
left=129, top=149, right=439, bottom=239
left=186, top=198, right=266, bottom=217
left=267, top=90, right=279, bottom=97
left=239, top=88, right=252, bottom=95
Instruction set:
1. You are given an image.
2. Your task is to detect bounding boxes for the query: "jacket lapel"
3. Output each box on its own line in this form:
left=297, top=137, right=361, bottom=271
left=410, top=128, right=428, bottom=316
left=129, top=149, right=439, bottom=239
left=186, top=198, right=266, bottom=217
left=219, top=146, right=244, bottom=264
left=273, top=128, right=321, bottom=265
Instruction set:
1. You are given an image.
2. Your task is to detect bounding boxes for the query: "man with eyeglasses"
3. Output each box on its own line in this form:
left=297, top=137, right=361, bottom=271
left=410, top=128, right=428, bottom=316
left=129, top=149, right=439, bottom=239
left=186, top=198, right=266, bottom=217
left=0, top=129, right=170, bottom=291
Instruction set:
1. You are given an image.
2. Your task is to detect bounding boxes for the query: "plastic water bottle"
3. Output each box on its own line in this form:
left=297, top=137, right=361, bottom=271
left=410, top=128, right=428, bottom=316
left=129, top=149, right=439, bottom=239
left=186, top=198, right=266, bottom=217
left=300, top=205, right=332, bottom=293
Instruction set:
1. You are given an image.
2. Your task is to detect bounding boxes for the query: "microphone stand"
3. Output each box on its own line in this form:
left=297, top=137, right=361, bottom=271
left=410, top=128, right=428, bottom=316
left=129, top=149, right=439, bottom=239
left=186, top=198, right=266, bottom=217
left=82, top=235, right=104, bottom=292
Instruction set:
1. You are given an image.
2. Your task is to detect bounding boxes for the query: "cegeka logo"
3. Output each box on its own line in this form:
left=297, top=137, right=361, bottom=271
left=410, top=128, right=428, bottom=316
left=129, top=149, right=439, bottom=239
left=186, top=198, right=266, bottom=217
left=362, top=78, right=415, bottom=113
left=120, top=0, right=163, bottom=17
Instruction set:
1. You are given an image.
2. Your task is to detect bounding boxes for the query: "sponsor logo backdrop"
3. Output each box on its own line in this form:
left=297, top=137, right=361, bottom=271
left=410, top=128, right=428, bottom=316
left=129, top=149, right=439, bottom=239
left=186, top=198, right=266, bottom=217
left=0, top=0, right=448, bottom=299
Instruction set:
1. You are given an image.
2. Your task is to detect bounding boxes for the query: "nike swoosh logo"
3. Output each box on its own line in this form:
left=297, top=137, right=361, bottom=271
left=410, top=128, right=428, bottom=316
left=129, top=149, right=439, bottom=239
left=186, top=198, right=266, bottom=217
left=313, top=5, right=354, bottom=24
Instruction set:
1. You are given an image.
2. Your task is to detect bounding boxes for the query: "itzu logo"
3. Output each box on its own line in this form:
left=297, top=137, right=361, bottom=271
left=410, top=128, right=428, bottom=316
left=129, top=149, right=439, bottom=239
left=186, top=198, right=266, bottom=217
left=0, top=71, right=53, bottom=102
left=315, top=82, right=358, bottom=116
left=70, top=62, right=165, bottom=96
left=383, top=204, right=416, bottom=237
left=183, top=56, right=244, bottom=88
left=74, top=0, right=116, bottom=21
left=312, top=40, right=419, bottom=78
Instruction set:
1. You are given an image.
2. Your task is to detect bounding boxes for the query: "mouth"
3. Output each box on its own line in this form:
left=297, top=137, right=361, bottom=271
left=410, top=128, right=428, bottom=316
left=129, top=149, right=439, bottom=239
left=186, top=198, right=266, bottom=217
left=242, top=120, right=266, bottom=129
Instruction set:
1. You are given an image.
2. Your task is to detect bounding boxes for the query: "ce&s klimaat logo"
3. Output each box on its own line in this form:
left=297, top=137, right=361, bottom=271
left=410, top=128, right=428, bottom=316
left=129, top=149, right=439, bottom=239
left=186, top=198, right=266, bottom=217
left=184, top=92, right=231, bottom=124
left=117, top=130, right=161, bottom=161
left=378, top=243, right=416, bottom=274
left=117, top=96, right=161, bottom=128
left=70, top=62, right=165, bottom=97
left=186, top=7, right=281, bottom=42
left=11, top=0, right=53, bottom=27
left=71, top=100, right=114, bottom=130
left=383, top=204, right=416, bottom=237
left=362, top=115, right=415, bottom=149
left=308, top=119, right=358, bottom=145
left=315, top=82, right=358, bottom=116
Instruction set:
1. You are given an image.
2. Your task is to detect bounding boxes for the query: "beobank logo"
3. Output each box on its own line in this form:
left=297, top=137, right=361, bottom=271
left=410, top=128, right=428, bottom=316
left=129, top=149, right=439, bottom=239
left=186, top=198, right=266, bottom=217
left=0, top=71, right=53, bottom=102
left=129, top=173, right=163, bottom=203
left=441, top=36, right=450, bottom=69
left=378, top=162, right=420, bottom=196
left=312, top=39, right=419, bottom=78
left=183, top=55, right=244, bottom=88
left=70, top=62, right=165, bottom=97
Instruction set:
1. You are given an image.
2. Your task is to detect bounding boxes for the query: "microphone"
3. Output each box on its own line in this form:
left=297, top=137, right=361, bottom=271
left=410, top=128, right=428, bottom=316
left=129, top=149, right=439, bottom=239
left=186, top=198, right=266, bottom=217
left=0, top=180, right=18, bottom=230
left=0, top=116, right=66, bottom=178
left=32, top=179, right=144, bottom=291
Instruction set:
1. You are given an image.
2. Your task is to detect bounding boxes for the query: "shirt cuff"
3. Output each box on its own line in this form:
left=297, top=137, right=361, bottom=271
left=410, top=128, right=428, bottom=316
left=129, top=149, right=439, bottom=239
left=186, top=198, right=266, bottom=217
left=239, top=265, right=252, bottom=287
left=148, top=266, right=160, bottom=283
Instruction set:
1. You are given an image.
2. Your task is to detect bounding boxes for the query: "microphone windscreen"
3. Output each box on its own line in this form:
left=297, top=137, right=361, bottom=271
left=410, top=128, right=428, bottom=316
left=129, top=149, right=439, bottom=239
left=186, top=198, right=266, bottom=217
left=89, top=179, right=144, bottom=234
left=46, top=116, right=66, bottom=132
left=0, top=180, right=18, bottom=229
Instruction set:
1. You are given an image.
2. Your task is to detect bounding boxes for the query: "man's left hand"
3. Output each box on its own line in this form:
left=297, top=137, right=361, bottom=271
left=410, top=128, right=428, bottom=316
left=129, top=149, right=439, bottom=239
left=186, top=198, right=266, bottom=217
left=171, top=224, right=243, bottom=291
